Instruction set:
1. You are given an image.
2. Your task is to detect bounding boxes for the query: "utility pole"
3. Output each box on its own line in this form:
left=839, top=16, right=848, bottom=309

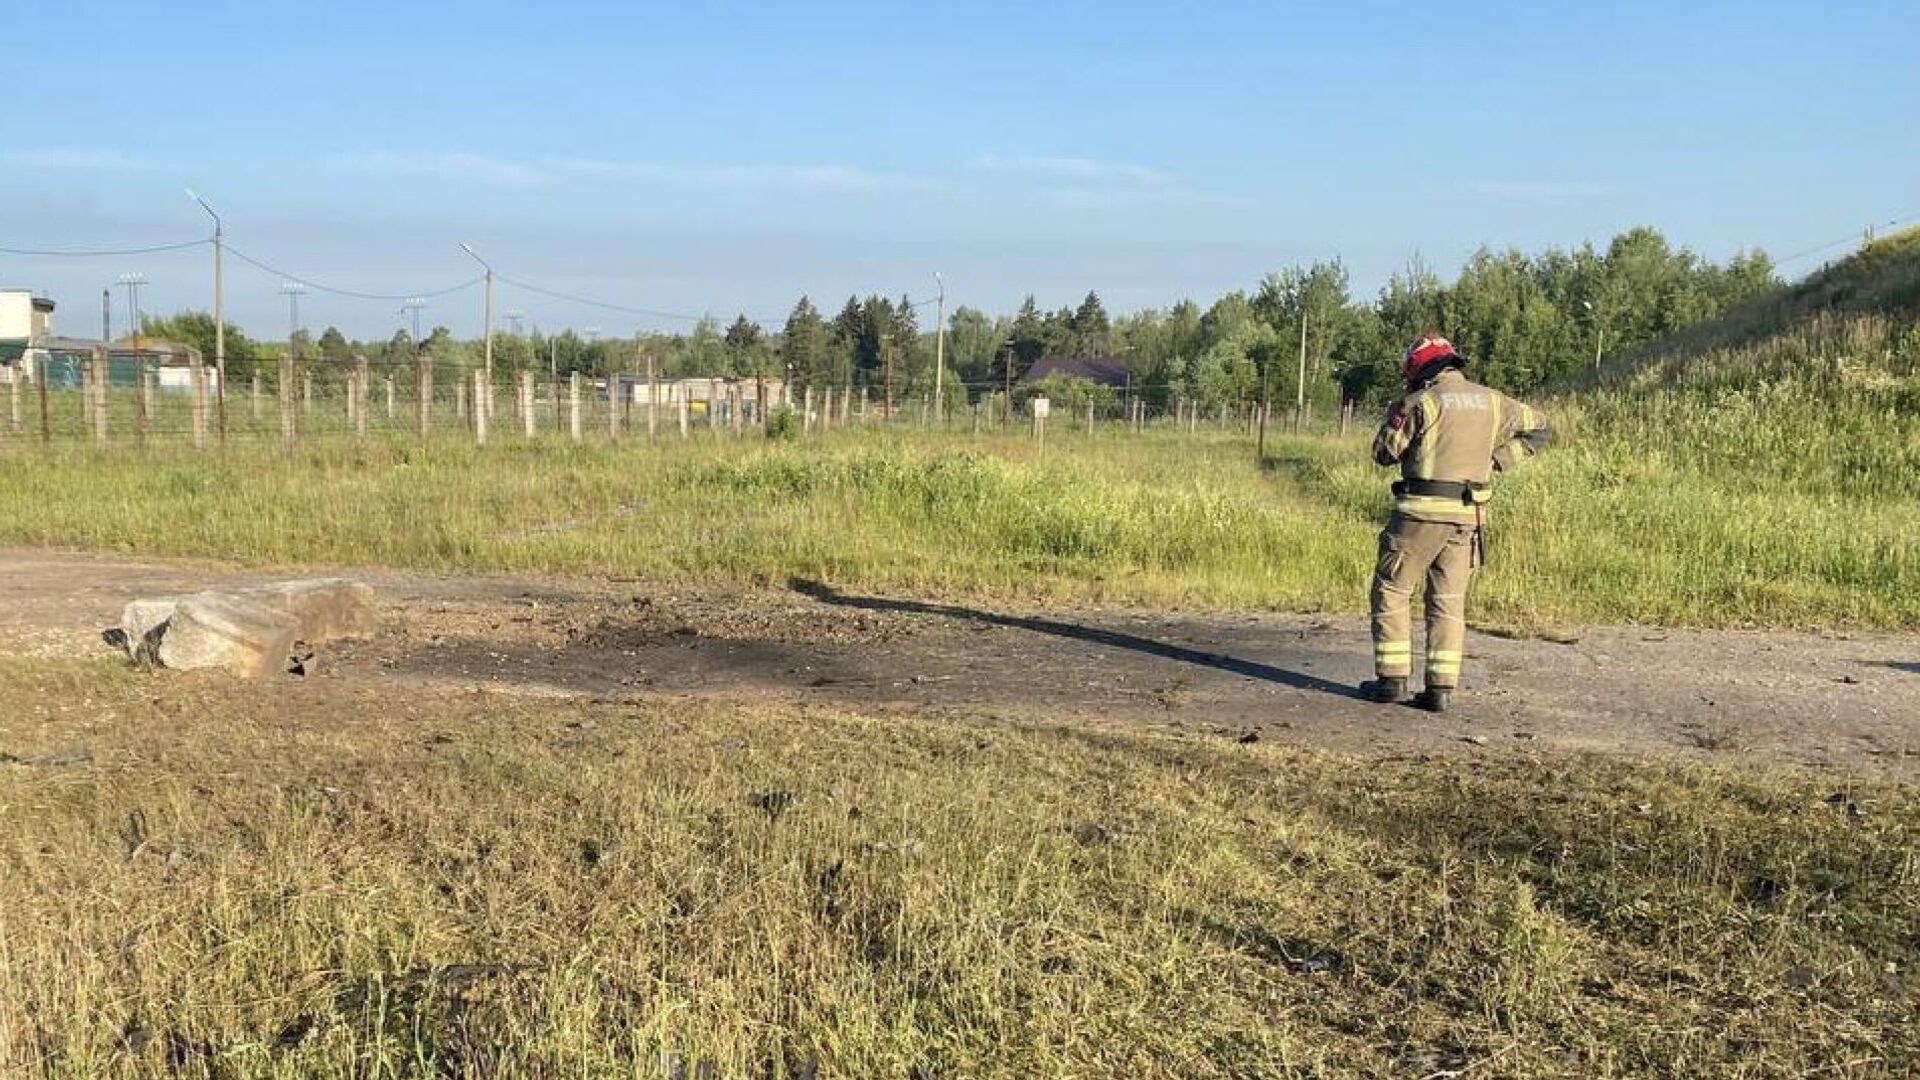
left=188, top=190, right=226, bottom=442
left=1583, top=300, right=1603, bottom=369
left=460, top=244, right=494, bottom=419
left=1258, top=355, right=1272, bottom=462
left=933, top=272, right=946, bottom=425
left=1294, top=307, right=1309, bottom=430
left=282, top=282, right=307, bottom=445
left=282, top=282, right=307, bottom=353
left=401, top=297, right=426, bottom=345
left=118, top=274, right=146, bottom=442
left=1001, top=337, right=1014, bottom=426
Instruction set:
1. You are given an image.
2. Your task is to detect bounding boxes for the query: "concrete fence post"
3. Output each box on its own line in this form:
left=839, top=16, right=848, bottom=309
left=518, top=370, right=535, bottom=437
left=8, top=363, right=19, bottom=434
left=678, top=393, right=689, bottom=438
left=276, top=357, right=293, bottom=449
left=250, top=371, right=262, bottom=422
left=385, top=374, right=395, bottom=423
left=803, top=387, right=814, bottom=434
left=568, top=372, right=582, bottom=442
left=455, top=377, right=467, bottom=423
left=608, top=378, right=622, bottom=440
left=355, top=359, right=371, bottom=438
left=89, top=349, right=109, bottom=445
left=416, top=355, right=432, bottom=441
left=473, top=369, right=489, bottom=446
left=134, top=357, right=151, bottom=446
left=192, top=362, right=209, bottom=449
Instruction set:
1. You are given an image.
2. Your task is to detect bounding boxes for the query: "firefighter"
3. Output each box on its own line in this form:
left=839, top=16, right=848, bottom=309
left=1363, top=334, right=1550, bottom=712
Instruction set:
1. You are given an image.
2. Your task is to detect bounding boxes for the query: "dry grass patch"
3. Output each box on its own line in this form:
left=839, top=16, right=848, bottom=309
left=0, top=658, right=1915, bottom=1077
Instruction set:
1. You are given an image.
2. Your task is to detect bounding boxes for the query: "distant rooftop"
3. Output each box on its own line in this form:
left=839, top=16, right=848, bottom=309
left=1019, top=355, right=1131, bottom=387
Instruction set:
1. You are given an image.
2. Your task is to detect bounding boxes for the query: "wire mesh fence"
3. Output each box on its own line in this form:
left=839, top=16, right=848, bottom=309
left=0, top=355, right=1363, bottom=450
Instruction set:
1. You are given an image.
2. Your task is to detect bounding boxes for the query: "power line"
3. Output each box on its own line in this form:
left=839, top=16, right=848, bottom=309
left=1776, top=213, right=1919, bottom=267
left=498, top=274, right=777, bottom=326
left=225, top=244, right=483, bottom=302
left=0, top=238, right=206, bottom=257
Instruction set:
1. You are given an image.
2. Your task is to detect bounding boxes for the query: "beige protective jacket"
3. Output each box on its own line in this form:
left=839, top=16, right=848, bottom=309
left=1372, top=368, right=1550, bottom=523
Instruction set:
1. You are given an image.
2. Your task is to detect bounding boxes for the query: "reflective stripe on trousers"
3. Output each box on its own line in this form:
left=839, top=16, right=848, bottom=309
left=1369, top=515, right=1478, bottom=689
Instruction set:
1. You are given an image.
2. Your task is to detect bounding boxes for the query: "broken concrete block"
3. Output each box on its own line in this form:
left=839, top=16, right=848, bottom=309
left=154, top=594, right=300, bottom=678
left=118, top=597, right=182, bottom=652
left=250, top=579, right=379, bottom=643
left=106, top=578, right=378, bottom=676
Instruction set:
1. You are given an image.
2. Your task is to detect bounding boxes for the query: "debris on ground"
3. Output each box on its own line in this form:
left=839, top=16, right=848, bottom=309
left=102, top=579, right=378, bottom=678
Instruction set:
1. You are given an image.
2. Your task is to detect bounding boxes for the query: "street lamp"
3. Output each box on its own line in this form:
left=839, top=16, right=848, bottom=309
left=1582, top=299, right=1603, bottom=369
left=186, top=189, right=226, bottom=440
left=460, top=243, right=495, bottom=406
left=933, top=272, right=946, bottom=421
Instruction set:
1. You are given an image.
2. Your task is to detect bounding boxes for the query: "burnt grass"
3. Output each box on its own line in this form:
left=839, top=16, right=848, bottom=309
left=0, top=656, right=1915, bottom=1078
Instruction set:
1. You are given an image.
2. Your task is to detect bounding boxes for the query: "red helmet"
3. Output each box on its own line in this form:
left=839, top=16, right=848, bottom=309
left=1402, top=334, right=1457, bottom=382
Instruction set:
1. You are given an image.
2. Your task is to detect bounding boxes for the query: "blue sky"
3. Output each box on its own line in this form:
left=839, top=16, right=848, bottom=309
left=3, top=0, right=1914, bottom=340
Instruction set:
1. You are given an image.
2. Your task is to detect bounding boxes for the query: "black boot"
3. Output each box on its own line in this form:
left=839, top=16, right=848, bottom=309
left=1414, top=687, right=1450, bottom=713
left=1363, top=676, right=1408, bottom=704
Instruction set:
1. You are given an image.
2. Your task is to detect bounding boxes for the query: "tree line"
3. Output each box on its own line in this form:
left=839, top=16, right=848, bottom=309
left=140, top=226, right=1776, bottom=410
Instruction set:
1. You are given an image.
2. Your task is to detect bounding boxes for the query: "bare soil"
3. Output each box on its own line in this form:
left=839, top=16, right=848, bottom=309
left=3, top=547, right=1916, bottom=774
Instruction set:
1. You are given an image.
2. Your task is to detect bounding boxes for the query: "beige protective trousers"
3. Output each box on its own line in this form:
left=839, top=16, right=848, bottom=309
left=1370, top=515, right=1478, bottom=689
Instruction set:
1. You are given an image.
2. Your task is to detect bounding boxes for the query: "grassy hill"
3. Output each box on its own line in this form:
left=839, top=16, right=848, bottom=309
left=1572, top=226, right=1920, bottom=505
left=1289, top=232, right=1920, bottom=627
left=1483, top=231, right=1920, bottom=626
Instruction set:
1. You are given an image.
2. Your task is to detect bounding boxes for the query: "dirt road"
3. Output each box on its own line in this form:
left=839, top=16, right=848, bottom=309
left=2, top=547, right=1915, bottom=773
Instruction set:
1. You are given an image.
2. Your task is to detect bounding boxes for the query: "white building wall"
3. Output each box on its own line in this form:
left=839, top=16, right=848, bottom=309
left=0, top=291, right=32, bottom=340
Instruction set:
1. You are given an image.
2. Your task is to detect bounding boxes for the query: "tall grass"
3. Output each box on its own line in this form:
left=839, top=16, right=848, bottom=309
left=0, top=398, right=1916, bottom=627
left=2, top=231, right=1917, bottom=628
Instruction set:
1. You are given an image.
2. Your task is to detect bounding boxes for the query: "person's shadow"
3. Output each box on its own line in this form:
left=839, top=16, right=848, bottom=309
left=789, top=578, right=1361, bottom=700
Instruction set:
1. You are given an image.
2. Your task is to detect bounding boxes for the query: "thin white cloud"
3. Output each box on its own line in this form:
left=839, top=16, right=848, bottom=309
left=334, top=151, right=943, bottom=193
left=545, top=157, right=935, bottom=192
left=969, top=154, right=1165, bottom=186
left=331, top=151, right=549, bottom=187
left=1471, top=181, right=1611, bottom=206
left=3, top=148, right=164, bottom=172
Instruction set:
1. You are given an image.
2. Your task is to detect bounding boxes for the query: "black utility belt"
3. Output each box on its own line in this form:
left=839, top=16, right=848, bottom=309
left=1392, top=479, right=1492, bottom=505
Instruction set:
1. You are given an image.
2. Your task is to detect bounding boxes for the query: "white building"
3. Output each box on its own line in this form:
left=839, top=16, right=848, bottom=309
left=0, top=290, right=57, bottom=380
left=617, top=375, right=789, bottom=415
left=0, top=289, right=55, bottom=342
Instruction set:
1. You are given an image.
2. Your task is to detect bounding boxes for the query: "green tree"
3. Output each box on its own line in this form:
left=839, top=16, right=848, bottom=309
left=317, top=326, right=352, bottom=364
left=781, top=297, right=831, bottom=388
left=138, top=310, right=260, bottom=375
left=889, top=295, right=921, bottom=393
left=1006, top=296, right=1048, bottom=375
left=1070, top=291, right=1111, bottom=355
left=724, top=314, right=765, bottom=378
left=946, top=306, right=1000, bottom=395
